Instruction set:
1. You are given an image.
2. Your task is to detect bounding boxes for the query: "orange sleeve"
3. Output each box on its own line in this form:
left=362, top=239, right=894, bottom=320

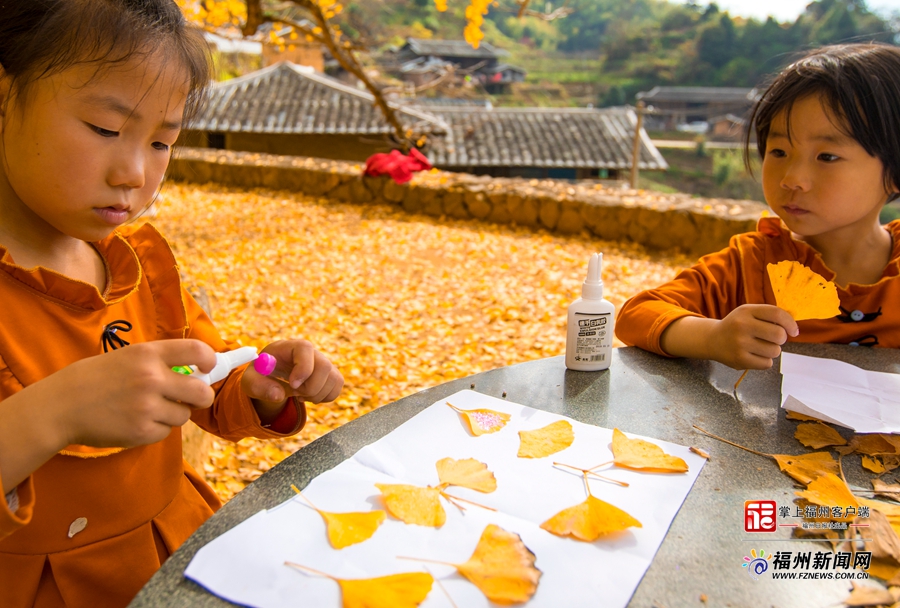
left=182, top=289, right=305, bottom=441
left=615, top=241, right=746, bottom=356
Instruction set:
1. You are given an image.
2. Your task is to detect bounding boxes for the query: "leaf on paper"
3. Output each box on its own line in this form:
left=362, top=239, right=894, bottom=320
left=436, top=457, right=497, bottom=493
left=320, top=511, right=387, bottom=549
left=794, top=423, right=847, bottom=449
left=447, top=403, right=511, bottom=436
left=611, top=428, right=688, bottom=473
left=375, top=484, right=445, bottom=527
left=772, top=452, right=840, bottom=486
left=862, top=456, right=886, bottom=474
left=455, top=524, right=542, bottom=604
left=539, top=495, right=642, bottom=542
left=286, top=563, right=433, bottom=608
left=339, top=573, right=434, bottom=608
left=766, top=261, right=840, bottom=320
left=785, top=410, right=823, bottom=422
left=795, top=473, right=858, bottom=520
left=517, top=420, right=574, bottom=459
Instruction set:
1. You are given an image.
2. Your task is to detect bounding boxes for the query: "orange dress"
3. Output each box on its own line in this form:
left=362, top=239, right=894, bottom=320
left=0, top=224, right=305, bottom=608
left=616, top=217, right=900, bottom=355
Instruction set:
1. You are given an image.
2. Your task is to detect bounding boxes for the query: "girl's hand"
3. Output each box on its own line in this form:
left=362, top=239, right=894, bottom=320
left=707, top=304, right=799, bottom=370
left=241, top=340, right=343, bottom=414
left=55, top=339, right=217, bottom=448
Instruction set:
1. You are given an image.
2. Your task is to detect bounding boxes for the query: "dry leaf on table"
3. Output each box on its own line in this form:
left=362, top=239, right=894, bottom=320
left=882, top=455, right=900, bottom=473
left=863, top=456, right=887, bottom=474
left=773, top=452, right=840, bottom=486
left=766, top=261, right=840, bottom=320
left=540, top=495, right=642, bottom=541
left=850, top=434, right=900, bottom=456
left=786, top=410, right=823, bottom=422
left=447, top=403, right=510, bottom=436
left=795, top=473, right=859, bottom=519
left=286, top=563, right=433, bottom=608
left=842, top=582, right=895, bottom=607
left=436, top=457, right=497, bottom=493
left=291, top=486, right=386, bottom=549
left=872, top=479, right=900, bottom=500
left=518, top=420, right=574, bottom=459
left=794, top=422, right=847, bottom=449
left=611, top=428, right=688, bottom=473
left=376, top=484, right=446, bottom=527
left=455, top=524, right=542, bottom=604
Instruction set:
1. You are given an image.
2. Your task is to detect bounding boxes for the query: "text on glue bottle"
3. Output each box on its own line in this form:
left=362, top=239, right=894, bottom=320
left=565, top=253, right=615, bottom=371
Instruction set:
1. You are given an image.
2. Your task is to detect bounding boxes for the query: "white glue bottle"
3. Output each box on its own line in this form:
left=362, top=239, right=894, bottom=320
left=565, top=253, right=615, bottom=371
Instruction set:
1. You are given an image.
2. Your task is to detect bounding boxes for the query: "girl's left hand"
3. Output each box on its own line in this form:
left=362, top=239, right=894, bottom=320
left=241, top=340, right=343, bottom=408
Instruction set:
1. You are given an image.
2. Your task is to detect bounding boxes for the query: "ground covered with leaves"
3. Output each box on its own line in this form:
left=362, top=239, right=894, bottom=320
left=155, top=182, right=692, bottom=500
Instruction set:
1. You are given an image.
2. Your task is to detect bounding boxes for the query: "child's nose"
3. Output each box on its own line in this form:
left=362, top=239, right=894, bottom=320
left=107, top=149, right=146, bottom=190
left=780, top=160, right=812, bottom=192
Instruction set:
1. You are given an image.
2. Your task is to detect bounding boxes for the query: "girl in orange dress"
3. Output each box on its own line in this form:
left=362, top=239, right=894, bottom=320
left=0, top=2, right=344, bottom=606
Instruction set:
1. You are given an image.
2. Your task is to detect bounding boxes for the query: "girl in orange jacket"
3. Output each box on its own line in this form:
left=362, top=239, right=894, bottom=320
left=0, top=2, right=343, bottom=606
left=617, top=44, right=900, bottom=367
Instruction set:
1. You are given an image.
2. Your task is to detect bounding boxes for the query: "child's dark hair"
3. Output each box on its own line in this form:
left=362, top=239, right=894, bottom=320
left=746, top=43, right=900, bottom=196
left=0, top=0, right=212, bottom=124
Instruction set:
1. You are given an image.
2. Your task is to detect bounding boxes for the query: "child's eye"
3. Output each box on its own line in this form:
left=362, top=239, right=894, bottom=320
left=818, top=153, right=839, bottom=162
left=90, top=124, right=119, bottom=138
left=152, top=142, right=171, bottom=152
left=767, top=148, right=786, bottom=158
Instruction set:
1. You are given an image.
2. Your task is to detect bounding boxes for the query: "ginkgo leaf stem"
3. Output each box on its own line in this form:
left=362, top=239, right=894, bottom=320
left=692, top=425, right=771, bottom=459
left=285, top=561, right=337, bottom=581
left=552, top=461, right=629, bottom=487
left=588, top=460, right=614, bottom=471
left=446, top=402, right=464, bottom=413
left=440, top=490, right=497, bottom=512
left=734, top=369, right=749, bottom=392
left=424, top=566, right=459, bottom=608
left=397, top=556, right=458, bottom=568
left=291, top=484, right=321, bottom=513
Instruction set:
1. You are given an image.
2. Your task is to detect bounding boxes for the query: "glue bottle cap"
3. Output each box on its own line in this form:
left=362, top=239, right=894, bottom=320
left=582, top=253, right=604, bottom=300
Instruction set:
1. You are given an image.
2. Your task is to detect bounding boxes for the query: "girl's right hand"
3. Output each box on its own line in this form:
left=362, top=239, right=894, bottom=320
left=53, top=339, right=217, bottom=449
left=707, top=304, right=799, bottom=370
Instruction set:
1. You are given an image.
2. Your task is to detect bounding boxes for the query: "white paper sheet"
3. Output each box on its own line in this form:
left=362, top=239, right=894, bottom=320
left=780, top=352, right=900, bottom=433
left=185, top=390, right=706, bottom=607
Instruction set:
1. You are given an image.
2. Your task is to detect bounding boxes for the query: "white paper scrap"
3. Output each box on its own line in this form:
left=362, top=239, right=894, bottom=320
left=780, top=352, right=900, bottom=433
left=185, top=390, right=705, bottom=607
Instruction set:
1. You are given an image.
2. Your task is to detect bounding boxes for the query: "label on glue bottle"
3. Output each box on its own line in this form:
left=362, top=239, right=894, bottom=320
left=572, top=312, right=612, bottom=364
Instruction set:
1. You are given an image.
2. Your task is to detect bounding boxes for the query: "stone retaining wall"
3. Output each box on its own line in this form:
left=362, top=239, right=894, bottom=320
left=169, top=147, right=769, bottom=256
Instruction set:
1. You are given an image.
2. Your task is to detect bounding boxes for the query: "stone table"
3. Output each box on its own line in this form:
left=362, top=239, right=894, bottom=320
left=131, top=344, right=900, bottom=608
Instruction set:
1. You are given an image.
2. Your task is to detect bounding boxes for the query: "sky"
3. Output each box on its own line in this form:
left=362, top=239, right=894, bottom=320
left=692, top=0, right=900, bottom=22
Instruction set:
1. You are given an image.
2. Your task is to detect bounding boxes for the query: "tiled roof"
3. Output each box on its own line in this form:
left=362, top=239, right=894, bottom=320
left=418, top=106, right=667, bottom=171
left=189, top=62, right=445, bottom=135
left=404, top=38, right=508, bottom=59
left=636, top=86, right=760, bottom=104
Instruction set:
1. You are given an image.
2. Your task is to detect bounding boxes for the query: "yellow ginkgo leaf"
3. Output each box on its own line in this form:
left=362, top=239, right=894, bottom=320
left=862, top=455, right=887, bottom=474
left=772, top=452, right=840, bottom=485
left=795, top=473, right=859, bottom=521
left=436, top=457, right=497, bottom=493
left=286, top=562, right=433, bottom=608
left=447, top=402, right=511, bottom=436
left=375, top=484, right=446, bottom=527
left=455, top=524, right=542, bottom=604
left=766, top=261, right=840, bottom=320
left=320, top=511, right=387, bottom=549
left=611, top=428, right=688, bottom=473
left=540, top=495, right=642, bottom=542
left=518, top=420, right=574, bottom=458
left=793, top=422, right=847, bottom=449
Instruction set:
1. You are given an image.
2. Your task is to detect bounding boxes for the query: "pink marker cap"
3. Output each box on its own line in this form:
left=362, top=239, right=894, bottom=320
left=254, top=352, right=277, bottom=376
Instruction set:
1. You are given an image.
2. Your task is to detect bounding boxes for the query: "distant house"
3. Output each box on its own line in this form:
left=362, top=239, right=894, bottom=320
left=383, top=38, right=526, bottom=94
left=709, top=114, right=748, bottom=141
left=636, top=87, right=760, bottom=131
left=182, top=63, right=666, bottom=180
left=179, top=63, right=445, bottom=161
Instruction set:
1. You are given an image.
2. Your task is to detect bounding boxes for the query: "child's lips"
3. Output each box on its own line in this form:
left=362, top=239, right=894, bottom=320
left=782, top=204, right=809, bottom=216
left=94, top=206, right=131, bottom=225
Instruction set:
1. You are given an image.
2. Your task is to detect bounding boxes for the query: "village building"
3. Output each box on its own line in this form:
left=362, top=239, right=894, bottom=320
left=635, top=86, right=760, bottom=131
left=181, top=62, right=666, bottom=181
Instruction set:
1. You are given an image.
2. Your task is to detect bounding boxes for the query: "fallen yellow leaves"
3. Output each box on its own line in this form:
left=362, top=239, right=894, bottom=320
left=795, top=473, right=859, bottom=521
left=773, top=452, right=840, bottom=486
left=292, top=484, right=385, bottom=549
left=540, top=495, right=642, bottom=541
left=794, top=422, right=847, bottom=449
left=518, top=420, right=574, bottom=458
left=447, top=403, right=510, bottom=436
left=767, top=261, right=841, bottom=320
left=285, top=563, right=433, bottom=608
left=612, top=428, right=688, bottom=473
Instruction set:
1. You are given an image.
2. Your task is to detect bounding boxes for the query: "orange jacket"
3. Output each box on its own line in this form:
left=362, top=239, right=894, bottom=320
left=0, top=224, right=304, bottom=608
left=616, top=217, right=900, bottom=355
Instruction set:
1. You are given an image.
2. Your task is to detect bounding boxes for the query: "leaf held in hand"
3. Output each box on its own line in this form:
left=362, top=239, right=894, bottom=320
left=772, top=452, right=840, bottom=485
left=540, top=495, right=642, bottom=541
left=611, top=428, right=688, bottom=473
left=376, top=484, right=445, bottom=527
left=795, top=473, right=858, bottom=520
left=447, top=403, right=511, bottom=436
left=455, top=524, right=542, bottom=604
left=436, top=457, right=497, bottom=493
left=766, top=261, right=840, bottom=320
left=794, top=422, right=847, bottom=449
left=517, top=420, right=574, bottom=459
